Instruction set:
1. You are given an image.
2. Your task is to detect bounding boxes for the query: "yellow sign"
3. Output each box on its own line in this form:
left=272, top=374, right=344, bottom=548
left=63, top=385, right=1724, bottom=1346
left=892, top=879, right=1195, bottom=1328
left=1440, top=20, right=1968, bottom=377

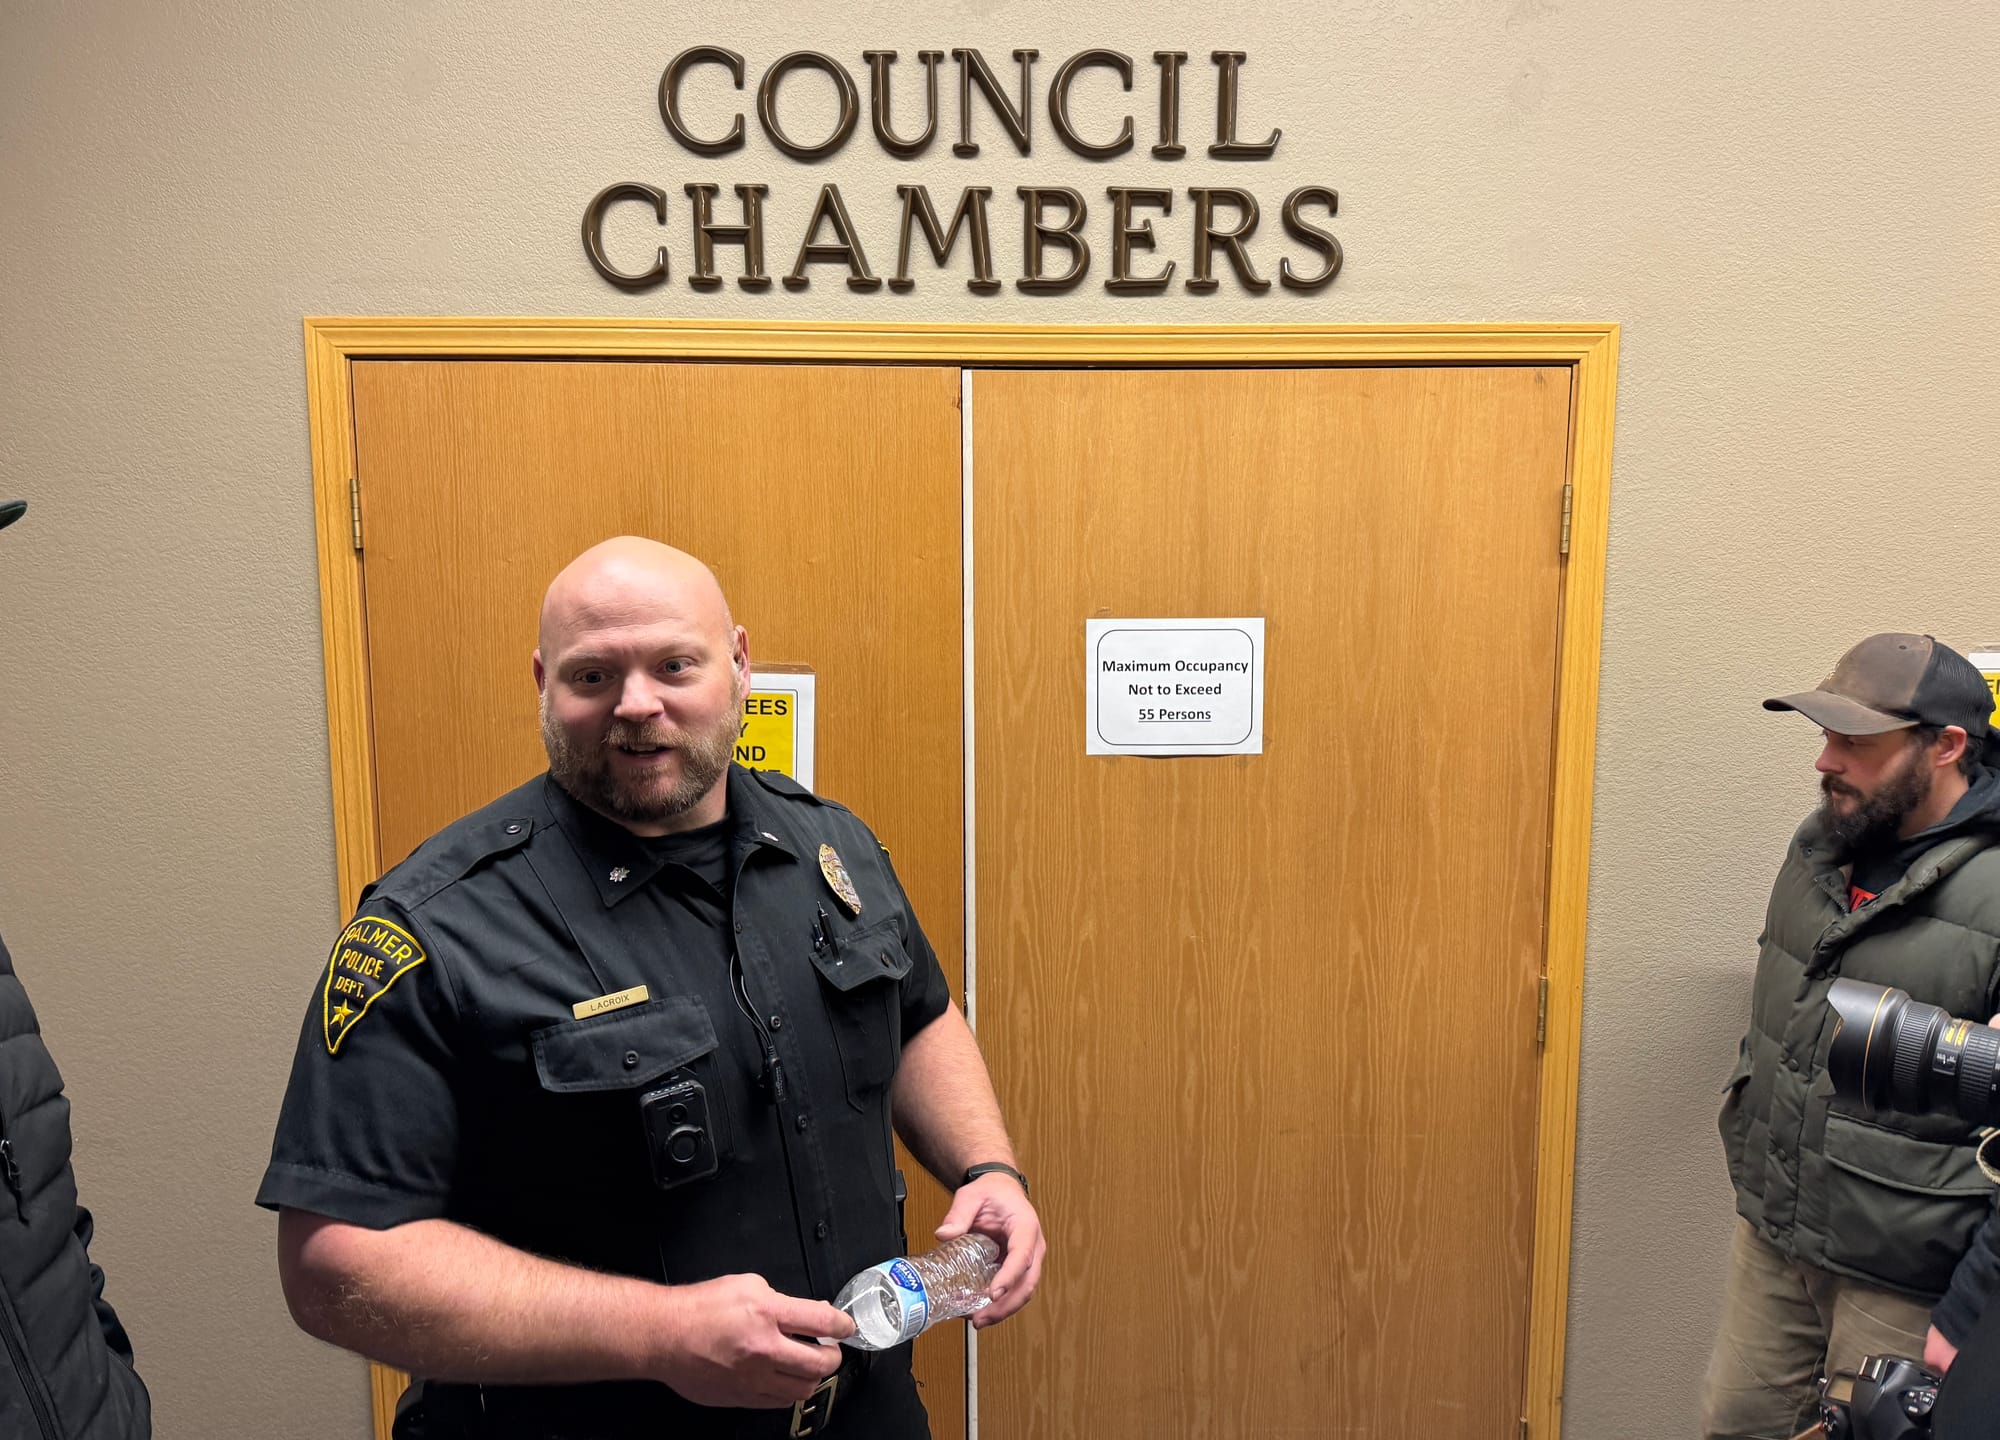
left=737, top=692, right=796, bottom=773
left=740, top=671, right=817, bottom=787
left=1976, top=649, right=2000, bottom=730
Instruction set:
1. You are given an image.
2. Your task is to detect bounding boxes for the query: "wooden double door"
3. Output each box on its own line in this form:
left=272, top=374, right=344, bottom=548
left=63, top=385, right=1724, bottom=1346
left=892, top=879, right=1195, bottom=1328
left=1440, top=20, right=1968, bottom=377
left=344, top=356, right=1570, bottom=1438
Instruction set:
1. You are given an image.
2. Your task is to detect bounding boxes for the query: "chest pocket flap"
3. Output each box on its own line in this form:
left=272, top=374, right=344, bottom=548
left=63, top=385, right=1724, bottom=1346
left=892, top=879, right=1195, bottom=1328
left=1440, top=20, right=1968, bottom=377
left=809, top=921, right=912, bottom=1109
left=531, top=997, right=716, bottom=1093
left=809, top=922, right=913, bottom=993
left=1823, top=1111, right=1993, bottom=1196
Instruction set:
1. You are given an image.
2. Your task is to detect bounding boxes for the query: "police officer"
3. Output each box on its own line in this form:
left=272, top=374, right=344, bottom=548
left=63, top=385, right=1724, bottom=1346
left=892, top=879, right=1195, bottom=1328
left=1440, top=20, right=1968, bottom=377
left=259, top=538, right=1044, bottom=1439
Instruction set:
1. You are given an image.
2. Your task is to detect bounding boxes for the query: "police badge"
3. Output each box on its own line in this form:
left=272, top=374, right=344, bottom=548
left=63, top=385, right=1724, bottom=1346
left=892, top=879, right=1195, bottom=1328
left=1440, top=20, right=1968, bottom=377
left=818, top=843, right=862, bottom=916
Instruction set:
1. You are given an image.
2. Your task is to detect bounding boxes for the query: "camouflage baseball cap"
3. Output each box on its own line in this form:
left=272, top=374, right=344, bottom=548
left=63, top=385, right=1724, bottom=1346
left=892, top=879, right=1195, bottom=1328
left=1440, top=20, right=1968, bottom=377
left=1764, top=632, right=1993, bottom=737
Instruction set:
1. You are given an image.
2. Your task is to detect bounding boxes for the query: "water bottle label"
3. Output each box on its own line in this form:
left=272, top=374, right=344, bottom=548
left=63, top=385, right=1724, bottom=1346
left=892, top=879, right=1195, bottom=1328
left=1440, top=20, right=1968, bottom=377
left=884, top=1258, right=929, bottom=1340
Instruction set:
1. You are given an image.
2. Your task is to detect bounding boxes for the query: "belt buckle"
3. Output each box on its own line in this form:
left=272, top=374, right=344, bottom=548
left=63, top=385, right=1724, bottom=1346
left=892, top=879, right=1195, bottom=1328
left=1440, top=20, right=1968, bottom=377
left=789, top=1372, right=838, bottom=1438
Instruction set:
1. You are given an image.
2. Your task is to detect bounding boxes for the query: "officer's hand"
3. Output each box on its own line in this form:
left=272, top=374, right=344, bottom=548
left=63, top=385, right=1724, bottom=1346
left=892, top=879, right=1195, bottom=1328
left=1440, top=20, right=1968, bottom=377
left=1924, top=1323, right=1958, bottom=1375
left=936, top=1174, right=1046, bottom=1330
left=652, top=1273, right=852, bottom=1408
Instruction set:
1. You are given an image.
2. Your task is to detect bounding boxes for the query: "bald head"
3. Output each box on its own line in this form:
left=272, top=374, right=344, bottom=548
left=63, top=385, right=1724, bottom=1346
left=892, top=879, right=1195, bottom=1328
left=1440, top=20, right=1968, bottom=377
left=539, top=537, right=733, bottom=660
left=533, top=538, right=750, bottom=835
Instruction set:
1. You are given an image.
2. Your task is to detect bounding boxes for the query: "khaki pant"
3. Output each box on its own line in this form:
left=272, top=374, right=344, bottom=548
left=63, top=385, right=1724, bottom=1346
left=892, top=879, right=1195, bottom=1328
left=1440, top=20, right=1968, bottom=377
left=1700, top=1218, right=1933, bottom=1440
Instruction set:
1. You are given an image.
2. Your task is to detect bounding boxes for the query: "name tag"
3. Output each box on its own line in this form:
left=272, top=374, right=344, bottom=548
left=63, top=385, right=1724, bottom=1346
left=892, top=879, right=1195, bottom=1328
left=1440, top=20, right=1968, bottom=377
left=573, top=984, right=650, bottom=1020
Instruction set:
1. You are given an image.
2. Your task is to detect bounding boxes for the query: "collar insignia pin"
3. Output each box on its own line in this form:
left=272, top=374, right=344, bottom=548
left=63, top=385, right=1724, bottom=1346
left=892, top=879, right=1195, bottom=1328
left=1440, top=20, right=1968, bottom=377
left=609, top=866, right=630, bottom=883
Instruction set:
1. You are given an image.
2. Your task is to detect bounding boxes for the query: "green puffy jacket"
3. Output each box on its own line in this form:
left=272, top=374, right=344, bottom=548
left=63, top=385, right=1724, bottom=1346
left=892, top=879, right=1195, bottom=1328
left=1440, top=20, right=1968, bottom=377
left=1719, top=768, right=2000, bottom=1340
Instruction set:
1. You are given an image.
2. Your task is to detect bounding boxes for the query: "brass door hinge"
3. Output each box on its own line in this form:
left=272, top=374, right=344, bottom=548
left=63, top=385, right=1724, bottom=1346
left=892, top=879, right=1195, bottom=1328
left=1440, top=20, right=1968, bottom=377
left=1559, top=481, right=1573, bottom=557
left=349, top=475, right=363, bottom=552
left=1535, top=977, right=1549, bottom=1047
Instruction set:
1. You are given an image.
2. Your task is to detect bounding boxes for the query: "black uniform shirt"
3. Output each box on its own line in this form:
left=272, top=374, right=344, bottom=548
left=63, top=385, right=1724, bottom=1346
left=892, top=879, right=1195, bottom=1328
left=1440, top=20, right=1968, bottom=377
left=257, top=765, right=951, bottom=1433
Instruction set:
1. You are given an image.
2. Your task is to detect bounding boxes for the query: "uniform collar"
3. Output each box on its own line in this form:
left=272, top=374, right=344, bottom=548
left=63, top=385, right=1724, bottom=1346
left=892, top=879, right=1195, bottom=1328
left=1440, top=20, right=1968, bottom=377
left=720, top=766, right=802, bottom=866
left=540, top=769, right=797, bottom=908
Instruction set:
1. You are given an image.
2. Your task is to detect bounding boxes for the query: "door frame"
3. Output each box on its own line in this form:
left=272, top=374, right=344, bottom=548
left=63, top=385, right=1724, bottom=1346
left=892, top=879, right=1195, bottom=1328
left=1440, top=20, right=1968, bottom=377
left=303, top=318, right=1618, bottom=1440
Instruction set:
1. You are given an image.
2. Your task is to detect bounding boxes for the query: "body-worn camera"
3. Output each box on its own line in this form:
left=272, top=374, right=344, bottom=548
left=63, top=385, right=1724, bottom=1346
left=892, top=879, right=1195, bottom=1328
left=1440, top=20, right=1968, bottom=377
left=639, top=1076, right=718, bottom=1190
left=1814, top=1354, right=1940, bottom=1439
left=1826, top=979, right=2000, bottom=1126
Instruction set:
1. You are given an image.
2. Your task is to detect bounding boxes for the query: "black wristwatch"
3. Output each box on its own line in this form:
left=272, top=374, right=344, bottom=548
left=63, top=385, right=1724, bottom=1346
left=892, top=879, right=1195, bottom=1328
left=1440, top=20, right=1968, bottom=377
left=962, top=1162, right=1030, bottom=1198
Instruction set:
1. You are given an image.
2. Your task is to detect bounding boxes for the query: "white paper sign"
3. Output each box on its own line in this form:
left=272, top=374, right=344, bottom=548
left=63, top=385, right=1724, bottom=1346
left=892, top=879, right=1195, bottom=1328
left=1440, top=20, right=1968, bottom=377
left=1087, top=619, right=1265, bottom=756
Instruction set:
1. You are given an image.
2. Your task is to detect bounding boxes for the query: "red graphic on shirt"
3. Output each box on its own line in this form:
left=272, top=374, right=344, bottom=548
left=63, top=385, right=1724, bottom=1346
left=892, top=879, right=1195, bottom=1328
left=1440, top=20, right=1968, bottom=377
left=1849, top=883, right=1880, bottom=912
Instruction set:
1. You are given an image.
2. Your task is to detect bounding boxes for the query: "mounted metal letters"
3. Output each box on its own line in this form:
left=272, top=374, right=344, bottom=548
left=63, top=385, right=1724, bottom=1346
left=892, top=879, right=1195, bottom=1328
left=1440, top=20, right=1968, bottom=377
left=583, top=47, right=1342, bottom=297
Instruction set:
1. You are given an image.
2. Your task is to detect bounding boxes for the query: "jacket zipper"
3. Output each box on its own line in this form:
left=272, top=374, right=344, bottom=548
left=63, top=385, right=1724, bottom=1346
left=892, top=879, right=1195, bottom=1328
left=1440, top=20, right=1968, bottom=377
left=0, top=1243, right=61, bottom=1439
left=0, top=1137, right=22, bottom=1215
left=0, top=1144, right=59, bottom=1440
left=0, top=1090, right=57, bottom=1437
left=0, top=1089, right=21, bottom=1217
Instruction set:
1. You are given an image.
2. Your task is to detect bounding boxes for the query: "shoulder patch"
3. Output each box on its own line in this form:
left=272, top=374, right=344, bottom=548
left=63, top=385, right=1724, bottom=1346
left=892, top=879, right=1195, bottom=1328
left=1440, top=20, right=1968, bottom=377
left=323, top=916, right=428, bottom=1055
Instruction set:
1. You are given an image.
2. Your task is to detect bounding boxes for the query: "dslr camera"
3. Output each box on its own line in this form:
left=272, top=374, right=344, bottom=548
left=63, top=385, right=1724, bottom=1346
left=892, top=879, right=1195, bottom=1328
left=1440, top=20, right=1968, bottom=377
left=1802, top=979, right=2000, bottom=1440
left=1814, top=1353, right=1939, bottom=1440
left=1826, top=977, right=2000, bottom=1127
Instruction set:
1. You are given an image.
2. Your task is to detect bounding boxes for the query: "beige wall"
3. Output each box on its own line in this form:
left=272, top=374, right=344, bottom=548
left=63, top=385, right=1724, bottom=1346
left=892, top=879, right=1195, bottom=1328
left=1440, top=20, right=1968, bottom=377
left=2, top=2, right=1995, bottom=1435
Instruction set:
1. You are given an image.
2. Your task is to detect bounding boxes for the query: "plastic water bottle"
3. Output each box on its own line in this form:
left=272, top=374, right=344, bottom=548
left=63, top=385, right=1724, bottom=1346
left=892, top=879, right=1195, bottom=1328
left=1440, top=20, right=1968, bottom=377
left=833, top=1234, right=1001, bottom=1350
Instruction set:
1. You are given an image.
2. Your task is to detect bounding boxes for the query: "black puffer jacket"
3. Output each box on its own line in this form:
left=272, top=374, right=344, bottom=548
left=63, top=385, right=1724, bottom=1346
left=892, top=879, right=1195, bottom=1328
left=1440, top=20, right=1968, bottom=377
left=0, top=931, right=149, bottom=1439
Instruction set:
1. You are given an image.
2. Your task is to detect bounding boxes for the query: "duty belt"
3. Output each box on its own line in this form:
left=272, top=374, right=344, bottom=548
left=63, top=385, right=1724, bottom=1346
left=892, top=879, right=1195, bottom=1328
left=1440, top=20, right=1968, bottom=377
left=789, top=1372, right=838, bottom=1437
left=402, top=1347, right=885, bottom=1439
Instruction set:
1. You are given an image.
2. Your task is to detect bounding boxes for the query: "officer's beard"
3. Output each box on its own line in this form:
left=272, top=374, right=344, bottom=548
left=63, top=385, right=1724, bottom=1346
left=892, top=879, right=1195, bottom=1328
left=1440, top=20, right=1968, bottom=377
left=1815, top=740, right=1933, bottom=859
left=540, top=688, right=743, bottom=829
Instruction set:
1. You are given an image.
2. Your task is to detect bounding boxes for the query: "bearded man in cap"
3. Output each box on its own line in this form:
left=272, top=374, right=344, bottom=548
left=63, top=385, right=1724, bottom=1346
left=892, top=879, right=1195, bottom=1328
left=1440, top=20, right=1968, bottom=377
left=1701, top=633, right=2000, bottom=1440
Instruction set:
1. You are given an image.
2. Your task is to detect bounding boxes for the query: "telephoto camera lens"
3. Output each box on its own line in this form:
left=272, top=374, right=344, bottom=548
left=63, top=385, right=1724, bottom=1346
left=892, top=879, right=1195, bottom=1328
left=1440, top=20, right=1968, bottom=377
left=1827, top=978, right=2000, bottom=1126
